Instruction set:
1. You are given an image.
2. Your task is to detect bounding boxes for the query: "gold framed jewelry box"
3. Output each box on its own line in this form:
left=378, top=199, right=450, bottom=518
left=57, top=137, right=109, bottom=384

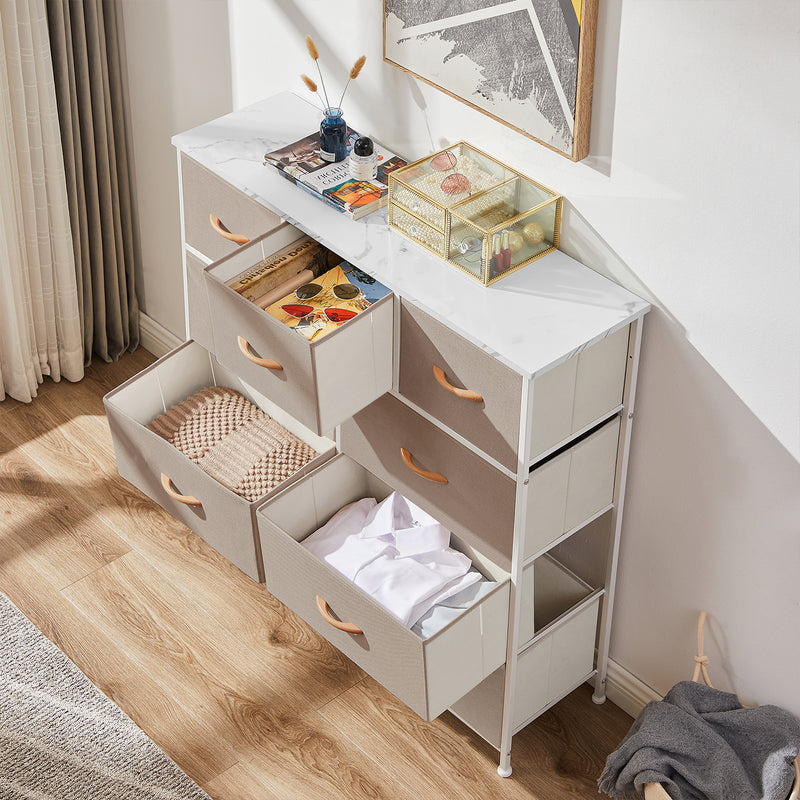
left=388, top=142, right=562, bottom=286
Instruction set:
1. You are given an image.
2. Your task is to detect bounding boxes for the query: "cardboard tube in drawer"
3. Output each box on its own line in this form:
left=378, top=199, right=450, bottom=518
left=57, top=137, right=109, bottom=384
left=103, top=340, right=335, bottom=582
left=255, top=453, right=510, bottom=721
left=203, top=229, right=394, bottom=435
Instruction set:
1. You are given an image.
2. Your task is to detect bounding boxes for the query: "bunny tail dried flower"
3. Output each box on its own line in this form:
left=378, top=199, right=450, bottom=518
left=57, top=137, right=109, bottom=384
left=338, top=55, right=367, bottom=108
left=305, top=34, right=331, bottom=108
left=300, top=73, right=325, bottom=110
left=305, top=35, right=319, bottom=61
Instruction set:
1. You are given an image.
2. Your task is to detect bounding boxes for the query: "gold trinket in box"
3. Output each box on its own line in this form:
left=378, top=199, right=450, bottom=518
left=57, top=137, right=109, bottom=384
left=388, top=142, right=562, bottom=286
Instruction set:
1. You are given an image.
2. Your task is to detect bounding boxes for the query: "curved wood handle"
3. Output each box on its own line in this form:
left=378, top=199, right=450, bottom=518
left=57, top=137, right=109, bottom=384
left=160, top=473, right=202, bottom=506
left=237, top=336, right=283, bottom=370
left=432, top=365, right=483, bottom=402
left=209, top=213, right=249, bottom=245
left=315, top=596, right=363, bottom=635
left=400, top=447, right=448, bottom=484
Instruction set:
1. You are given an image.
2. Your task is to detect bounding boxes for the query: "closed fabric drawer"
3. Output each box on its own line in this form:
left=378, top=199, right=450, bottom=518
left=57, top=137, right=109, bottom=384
left=340, top=393, right=517, bottom=570
left=524, top=416, right=620, bottom=560
left=398, top=302, right=630, bottom=470
left=181, top=152, right=283, bottom=262
left=203, top=228, right=394, bottom=435
left=449, top=567, right=600, bottom=747
left=103, top=341, right=335, bottom=581
left=255, top=454, right=510, bottom=721
left=529, top=325, right=630, bottom=458
left=398, top=300, right=523, bottom=471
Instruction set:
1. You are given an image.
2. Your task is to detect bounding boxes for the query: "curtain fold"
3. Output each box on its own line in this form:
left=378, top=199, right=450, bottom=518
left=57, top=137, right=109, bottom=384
left=46, top=0, right=139, bottom=364
left=0, top=0, right=84, bottom=402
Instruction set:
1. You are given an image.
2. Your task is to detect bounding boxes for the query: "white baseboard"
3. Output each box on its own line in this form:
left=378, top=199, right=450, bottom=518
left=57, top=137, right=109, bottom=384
left=601, top=659, right=662, bottom=718
left=139, top=312, right=182, bottom=358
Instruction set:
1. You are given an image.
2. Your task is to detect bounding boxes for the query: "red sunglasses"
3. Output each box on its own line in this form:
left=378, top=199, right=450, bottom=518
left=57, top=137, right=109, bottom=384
left=280, top=304, right=357, bottom=324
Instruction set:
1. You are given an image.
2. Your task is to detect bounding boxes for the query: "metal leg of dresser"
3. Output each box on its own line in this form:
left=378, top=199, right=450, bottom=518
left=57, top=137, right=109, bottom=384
left=497, top=377, right=535, bottom=776
left=592, top=316, right=645, bottom=704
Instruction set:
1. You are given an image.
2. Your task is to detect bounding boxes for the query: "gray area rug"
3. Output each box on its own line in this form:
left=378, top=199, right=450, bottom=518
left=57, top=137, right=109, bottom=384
left=0, top=592, right=212, bottom=800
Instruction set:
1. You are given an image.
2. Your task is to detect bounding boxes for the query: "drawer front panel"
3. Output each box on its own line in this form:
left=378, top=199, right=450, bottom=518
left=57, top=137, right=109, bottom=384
left=256, top=454, right=509, bottom=721
left=530, top=325, right=629, bottom=458
left=513, top=596, right=599, bottom=729
left=448, top=589, right=600, bottom=747
left=524, top=416, right=620, bottom=560
left=340, top=394, right=516, bottom=570
left=398, top=300, right=523, bottom=471
left=204, top=274, right=319, bottom=431
left=181, top=153, right=282, bottom=261
left=106, top=411, right=262, bottom=581
left=185, top=251, right=215, bottom=354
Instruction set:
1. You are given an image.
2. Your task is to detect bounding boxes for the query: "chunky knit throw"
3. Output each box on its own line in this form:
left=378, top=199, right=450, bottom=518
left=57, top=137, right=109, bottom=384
left=148, top=386, right=318, bottom=501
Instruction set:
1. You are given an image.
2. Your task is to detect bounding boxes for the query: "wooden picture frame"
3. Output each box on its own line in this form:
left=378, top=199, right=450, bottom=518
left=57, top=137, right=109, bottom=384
left=383, top=0, right=598, bottom=162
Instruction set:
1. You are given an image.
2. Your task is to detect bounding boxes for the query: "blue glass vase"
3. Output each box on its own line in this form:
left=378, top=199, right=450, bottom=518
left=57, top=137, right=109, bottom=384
left=319, top=107, right=347, bottom=163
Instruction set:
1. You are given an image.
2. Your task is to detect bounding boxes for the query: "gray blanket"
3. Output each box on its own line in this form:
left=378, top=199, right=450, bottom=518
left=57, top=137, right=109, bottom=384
left=598, top=681, right=800, bottom=800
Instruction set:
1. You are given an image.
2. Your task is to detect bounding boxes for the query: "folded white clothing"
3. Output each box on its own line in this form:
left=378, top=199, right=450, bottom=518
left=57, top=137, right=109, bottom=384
left=301, top=491, right=477, bottom=627
left=411, top=575, right=497, bottom=638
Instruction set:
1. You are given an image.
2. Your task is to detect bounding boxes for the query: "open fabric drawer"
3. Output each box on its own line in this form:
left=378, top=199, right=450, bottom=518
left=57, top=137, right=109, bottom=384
left=203, top=226, right=394, bottom=436
left=104, top=340, right=335, bottom=581
left=255, top=454, right=510, bottom=720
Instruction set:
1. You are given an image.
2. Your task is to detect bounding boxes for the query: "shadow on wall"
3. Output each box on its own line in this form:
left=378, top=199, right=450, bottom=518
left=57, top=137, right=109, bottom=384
left=117, top=0, right=233, bottom=340
left=557, top=200, right=800, bottom=716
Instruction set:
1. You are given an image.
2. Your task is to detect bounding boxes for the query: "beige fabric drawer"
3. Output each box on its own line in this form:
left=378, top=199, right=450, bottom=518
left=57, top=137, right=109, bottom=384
left=524, top=416, right=621, bottom=560
left=398, top=300, right=523, bottom=471
left=340, top=393, right=517, bottom=570
left=185, top=250, right=215, bottom=353
left=450, top=562, right=600, bottom=747
left=529, top=325, right=630, bottom=457
left=398, top=302, right=630, bottom=469
left=255, top=454, right=510, bottom=721
left=180, top=153, right=283, bottom=262
left=203, top=228, right=394, bottom=435
left=104, top=341, right=335, bottom=582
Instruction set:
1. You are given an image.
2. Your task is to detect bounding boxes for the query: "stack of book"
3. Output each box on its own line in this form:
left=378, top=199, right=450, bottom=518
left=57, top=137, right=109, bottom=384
left=263, top=130, right=406, bottom=220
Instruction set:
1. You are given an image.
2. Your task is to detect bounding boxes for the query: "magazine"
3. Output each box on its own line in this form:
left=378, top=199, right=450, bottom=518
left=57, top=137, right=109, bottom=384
left=265, top=261, right=391, bottom=341
left=264, top=131, right=406, bottom=220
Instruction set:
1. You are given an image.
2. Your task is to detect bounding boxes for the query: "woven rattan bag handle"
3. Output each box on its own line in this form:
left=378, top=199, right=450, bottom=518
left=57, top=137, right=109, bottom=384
left=644, top=613, right=799, bottom=800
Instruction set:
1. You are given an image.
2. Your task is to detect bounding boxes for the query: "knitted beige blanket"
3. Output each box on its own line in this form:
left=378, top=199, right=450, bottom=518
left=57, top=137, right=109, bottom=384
left=148, top=387, right=317, bottom=501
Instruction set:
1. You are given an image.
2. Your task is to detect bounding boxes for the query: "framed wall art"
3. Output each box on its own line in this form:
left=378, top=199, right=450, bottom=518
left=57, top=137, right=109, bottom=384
left=383, top=0, right=598, bottom=161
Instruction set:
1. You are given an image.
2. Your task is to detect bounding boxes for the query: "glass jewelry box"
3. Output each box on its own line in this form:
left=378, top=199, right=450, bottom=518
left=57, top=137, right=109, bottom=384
left=388, top=142, right=562, bottom=286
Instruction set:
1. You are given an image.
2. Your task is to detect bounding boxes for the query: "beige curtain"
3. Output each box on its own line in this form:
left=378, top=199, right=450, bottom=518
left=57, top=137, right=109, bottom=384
left=46, top=0, right=139, bottom=363
left=0, top=0, right=84, bottom=402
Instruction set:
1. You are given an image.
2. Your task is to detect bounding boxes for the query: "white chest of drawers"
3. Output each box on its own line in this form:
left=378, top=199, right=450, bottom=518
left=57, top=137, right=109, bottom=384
left=146, top=91, right=650, bottom=776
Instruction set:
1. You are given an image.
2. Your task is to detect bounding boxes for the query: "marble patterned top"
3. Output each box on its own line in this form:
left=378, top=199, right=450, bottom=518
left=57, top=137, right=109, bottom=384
left=172, top=92, right=649, bottom=378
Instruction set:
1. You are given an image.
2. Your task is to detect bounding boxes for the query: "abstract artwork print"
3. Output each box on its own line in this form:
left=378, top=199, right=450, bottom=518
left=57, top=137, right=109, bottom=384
left=383, top=0, right=597, bottom=160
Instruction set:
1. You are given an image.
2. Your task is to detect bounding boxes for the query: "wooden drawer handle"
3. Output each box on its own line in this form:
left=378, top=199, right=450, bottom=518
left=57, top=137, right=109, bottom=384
left=432, top=365, right=483, bottom=402
left=400, top=447, right=448, bottom=484
left=209, top=213, right=249, bottom=245
left=315, top=596, right=363, bottom=635
left=237, top=336, right=283, bottom=370
left=160, top=473, right=202, bottom=506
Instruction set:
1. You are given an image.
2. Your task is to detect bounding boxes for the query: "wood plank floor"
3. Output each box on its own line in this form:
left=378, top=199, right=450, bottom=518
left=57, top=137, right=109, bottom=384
left=0, top=349, right=634, bottom=799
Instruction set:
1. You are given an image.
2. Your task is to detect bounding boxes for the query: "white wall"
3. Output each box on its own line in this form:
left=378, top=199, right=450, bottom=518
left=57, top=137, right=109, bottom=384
left=119, top=0, right=233, bottom=338
left=122, top=0, right=800, bottom=717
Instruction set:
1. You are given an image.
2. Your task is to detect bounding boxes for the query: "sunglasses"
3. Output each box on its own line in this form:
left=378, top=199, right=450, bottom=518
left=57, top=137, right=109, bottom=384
left=280, top=303, right=357, bottom=324
left=294, top=281, right=364, bottom=304
left=430, top=150, right=471, bottom=196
